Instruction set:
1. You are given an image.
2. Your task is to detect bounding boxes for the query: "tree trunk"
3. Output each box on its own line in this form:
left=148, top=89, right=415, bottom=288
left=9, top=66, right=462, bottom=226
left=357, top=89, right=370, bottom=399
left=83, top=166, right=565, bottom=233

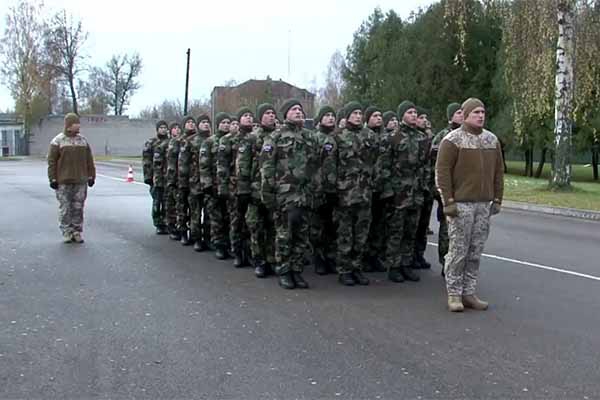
left=551, top=1, right=575, bottom=189
left=535, top=147, right=547, bottom=178
left=68, top=73, right=78, bottom=115
left=524, top=148, right=531, bottom=176
left=593, top=147, right=599, bottom=181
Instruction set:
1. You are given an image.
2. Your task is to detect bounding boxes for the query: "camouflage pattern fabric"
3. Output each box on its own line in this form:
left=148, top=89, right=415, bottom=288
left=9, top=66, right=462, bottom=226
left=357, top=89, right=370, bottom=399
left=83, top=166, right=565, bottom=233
left=445, top=202, right=491, bottom=296
left=274, top=206, right=310, bottom=275
left=166, top=135, right=185, bottom=232
left=150, top=186, right=166, bottom=228
left=142, top=137, right=159, bottom=183
left=335, top=204, right=372, bottom=273
left=55, top=183, right=88, bottom=235
left=384, top=206, right=421, bottom=270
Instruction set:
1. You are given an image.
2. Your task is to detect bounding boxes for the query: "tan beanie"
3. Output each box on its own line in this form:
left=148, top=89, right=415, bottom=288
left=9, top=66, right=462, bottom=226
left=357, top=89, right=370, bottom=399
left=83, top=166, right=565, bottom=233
left=64, top=113, right=80, bottom=130
left=461, top=98, right=485, bottom=118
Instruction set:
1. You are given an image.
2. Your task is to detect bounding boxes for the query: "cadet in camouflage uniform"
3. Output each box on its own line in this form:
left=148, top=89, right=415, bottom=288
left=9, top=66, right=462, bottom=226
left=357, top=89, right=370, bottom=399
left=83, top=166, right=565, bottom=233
left=383, top=111, right=398, bottom=133
left=310, top=106, right=338, bottom=275
left=200, top=112, right=231, bottom=259
left=378, top=101, right=429, bottom=283
left=364, top=105, right=387, bottom=273
left=329, top=102, right=377, bottom=286
left=247, top=103, right=277, bottom=278
left=432, top=103, right=463, bottom=271
left=217, top=107, right=255, bottom=268
left=414, top=107, right=435, bottom=269
left=179, top=114, right=211, bottom=251
left=229, top=117, right=240, bottom=135
left=150, top=121, right=172, bottom=234
left=143, top=120, right=169, bottom=234
left=164, top=122, right=181, bottom=238
left=174, top=116, right=196, bottom=244
left=261, top=99, right=318, bottom=289
left=436, top=98, right=504, bottom=312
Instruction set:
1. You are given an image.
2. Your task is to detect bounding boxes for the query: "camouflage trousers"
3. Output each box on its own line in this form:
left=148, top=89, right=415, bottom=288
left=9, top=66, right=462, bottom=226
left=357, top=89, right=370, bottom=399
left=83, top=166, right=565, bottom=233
left=384, top=205, right=421, bottom=270
left=165, top=185, right=178, bottom=232
left=55, top=183, right=87, bottom=235
left=189, top=193, right=210, bottom=243
left=206, top=195, right=229, bottom=249
left=436, top=198, right=449, bottom=265
left=176, top=187, right=190, bottom=234
left=246, top=202, right=276, bottom=264
left=228, top=194, right=250, bottom=254
left=335, top=204, right=372, bottom=274
left=415, top=195, right=434, bottom=257
left=367, top=194, right=387, bottom=259
left=445, top=202, right=491, bottom=296
left=150, top=186, right=167, bottom=228
left=310, top=201, right=337, bottom=261
left=274, top=206, right=310, bottom=275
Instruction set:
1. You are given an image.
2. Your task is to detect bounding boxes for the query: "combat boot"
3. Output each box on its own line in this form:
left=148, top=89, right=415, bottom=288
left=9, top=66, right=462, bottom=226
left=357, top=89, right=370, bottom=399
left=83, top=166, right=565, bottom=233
left=448, top=295, right=464, bottom=312
left=233, top=251, right=244, bottom=268
left=415, top=254, right=431, bottom=269
left=169, top=231, right=181, bottom=241
left=292, top=272, right=309, bottom=289
left=254, top=259, right=269, bottom=278
left=365, top=255, right=385, bottom=272
left=215, top=246, right=228, bottom=260
left=325, top=257, right=337, bottom=274
left=180, top=232, right=192, bottom=246
left=338, top=272, right=355, bottom=286
left=400, top=265, right=420, bottom=282
left=72, top=232, right=84, bottom=244
left=278, top=272, right=295, bottom=289
left=193, top=240, right=207, bottom=252
left=156, top=226, right=168, bottom=235
left=462, top=295, right=489, bottom=310
left=313, top=255, right=328, bottom=275
left=388, top=270, right=405, bottom=283
left=62, top=232, right=73, bottom=243
left=352, top=271, right=370, bottom=286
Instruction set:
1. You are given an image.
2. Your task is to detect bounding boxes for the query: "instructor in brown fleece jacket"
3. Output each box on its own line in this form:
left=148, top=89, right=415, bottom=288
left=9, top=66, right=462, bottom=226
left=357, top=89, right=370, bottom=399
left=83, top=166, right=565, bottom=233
left=47, top=113, right=96, bottom=244
left=435, top=98, right=504, bottom=312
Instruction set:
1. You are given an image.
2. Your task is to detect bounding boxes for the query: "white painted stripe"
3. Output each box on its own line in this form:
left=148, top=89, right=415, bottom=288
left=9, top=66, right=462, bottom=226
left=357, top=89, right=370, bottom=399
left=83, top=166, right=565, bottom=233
left=96, top=173, right=145, bottom=186
left=428, top=242, right=600, bottom=282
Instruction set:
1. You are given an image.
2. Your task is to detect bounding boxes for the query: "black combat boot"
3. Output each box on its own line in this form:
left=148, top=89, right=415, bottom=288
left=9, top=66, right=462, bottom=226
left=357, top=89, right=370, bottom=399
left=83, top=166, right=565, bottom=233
left=193, top=240, right=207, bottom=252
left=414, top=253, right=431, bottom=269
left=169, top=229, right=181, bottom=241
left=388, top=269, right=405, bottom=283
left=180, top=231, right=192, bottom=246
left=215, top=246, right=228, bottom=260
left=400, top=265, right=420, bottom=282
left=338, top=272, right=355, bottom=286
left=156, top=226, right=168, bottom=235
left=254, top=259, right=269, bottom=278
left=233, top=251, right=244, bottom=268
left=352, top=270, right=370, bottom=286
left=278, top=272, right=295, bottom=289
left=313, top=255, right=328, bottom=275
left=292, top=272, right=309, bottom=289
left=326, top=257, right=337, bottom=274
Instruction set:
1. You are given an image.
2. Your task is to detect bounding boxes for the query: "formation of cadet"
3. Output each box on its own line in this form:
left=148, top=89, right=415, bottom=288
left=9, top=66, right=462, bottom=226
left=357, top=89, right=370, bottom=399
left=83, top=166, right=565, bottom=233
left=141, top=99, right=468, bottom=292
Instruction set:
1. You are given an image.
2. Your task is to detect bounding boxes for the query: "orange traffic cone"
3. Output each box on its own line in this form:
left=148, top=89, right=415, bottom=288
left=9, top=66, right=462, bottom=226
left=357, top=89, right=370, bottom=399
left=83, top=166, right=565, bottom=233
left=126, top=165, right=134, bottom=183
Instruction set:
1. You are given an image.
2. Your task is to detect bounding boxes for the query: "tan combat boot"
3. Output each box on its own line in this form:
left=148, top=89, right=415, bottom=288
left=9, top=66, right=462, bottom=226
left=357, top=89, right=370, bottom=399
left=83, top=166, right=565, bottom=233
left=462, top=294, right=488, bottom=310
left=447, top=295, right=464, bottom=312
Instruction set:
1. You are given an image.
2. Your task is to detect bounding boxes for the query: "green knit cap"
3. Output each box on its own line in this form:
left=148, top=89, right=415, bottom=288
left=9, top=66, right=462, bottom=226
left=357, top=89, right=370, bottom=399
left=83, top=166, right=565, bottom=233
left=343, top=101, right=363, bottom=120
left=447, top=102, right=461, bottom=121
left=397, top=100, right=416, bottom=119
left=416, top=106, right=429, bottom=117
left=168, top=122, right=180, bottom=131
left=197, top=113, right=211, bottom=124
left=236, top=107, right=254, bottom=121
left=382, top=111, right=397, bottom=127
left=336, top=107, right=346, bottom=124
left=256, top=103, right=276, bottom=123
left=155, top=120, right=168, bottom=131
left=364, top=106, right=382, bottom=123
left=280, top=98, right=303, bottom=120
left=315, top=105, right=336, bottom=124
left=181, top=115, right=196, bottom=128
left=64, top=113, right=80, bottom=130
left=215, top=112, right=231, bottom=127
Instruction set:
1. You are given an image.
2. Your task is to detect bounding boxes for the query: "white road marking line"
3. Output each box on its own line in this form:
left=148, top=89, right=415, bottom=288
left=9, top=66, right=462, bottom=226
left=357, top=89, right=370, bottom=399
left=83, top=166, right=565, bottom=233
left=96, top=173, right=145, bottom=186
left=428, top=242, right=600, bottom=282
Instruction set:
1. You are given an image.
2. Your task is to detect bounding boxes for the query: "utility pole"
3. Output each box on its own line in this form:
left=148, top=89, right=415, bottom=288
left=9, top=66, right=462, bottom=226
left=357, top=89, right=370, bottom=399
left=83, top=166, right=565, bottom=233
left=184, top=48, right=191, bottom=115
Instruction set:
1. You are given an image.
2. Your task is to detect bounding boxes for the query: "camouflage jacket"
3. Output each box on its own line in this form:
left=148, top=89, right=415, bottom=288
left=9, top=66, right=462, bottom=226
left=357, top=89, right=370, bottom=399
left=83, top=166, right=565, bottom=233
left=313, top=128, right=338, bottom=206
left=166, top=135, right=185, bottom=188
left=217, top=129, right=254, bottom=197
left=179, top=131, right=209, bottom=194
left=260, top=122, right=319, bottom=210
left=431, top=124, right=458, bottom=162
left=152, top=136, right=170, bottom=188
left=379, top=122, right=431, bottom=208
left=249, top=126, right=276, bottom=202
left=419, top=127, right=436, bottom=194
left=199, top=130, right=227, bottom=194
left=332, top=124, right=378, bottom=207
left=142, top=136, right=159, bottom=183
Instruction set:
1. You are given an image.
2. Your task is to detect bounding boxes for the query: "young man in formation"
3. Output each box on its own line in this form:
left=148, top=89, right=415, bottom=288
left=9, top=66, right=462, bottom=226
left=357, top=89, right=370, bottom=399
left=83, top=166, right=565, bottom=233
left=383, top=111, right=398, bottom=133
left=414, top=107, right=434, bottom=270
left=143, top=120, right=170, bottom=234
left=164, top=122, right=181, bottom=237
left=175, top=116, right=197, bottom=245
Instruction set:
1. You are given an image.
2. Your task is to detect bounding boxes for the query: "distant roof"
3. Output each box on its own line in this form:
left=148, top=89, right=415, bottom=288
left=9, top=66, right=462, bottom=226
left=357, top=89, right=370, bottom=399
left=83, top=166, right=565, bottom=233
left=212, top=78, right=314, bottom=97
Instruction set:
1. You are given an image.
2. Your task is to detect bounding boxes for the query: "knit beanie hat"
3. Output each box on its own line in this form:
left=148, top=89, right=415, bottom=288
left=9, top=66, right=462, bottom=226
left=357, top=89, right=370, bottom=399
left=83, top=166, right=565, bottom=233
left=280, top=98, right=303, bottom=120
left=315, top=105, right=336, bottom=124
left=156, top=120, right=168, bottom=131
left=256, top=103, right=276, bottom=123
left=236, top=107, right=254, bottom=121
left=397, top=100, right=416, bottom=120
left=365, top=106, right=382, bottom=123
left=215, top=112, right=230, bottom=127
left=181, top=115, right=196, bottom=130
left=64, top=113, right=80, bottom=131
left=447, top=102, right=461, bottom=121
left=461, top=98, right=485, bottom=118
left=168, top=122, right=180, bottom=131
left=197, top=113, right=211, bottom=124
left=416, top=107, right=429, bottom=117
left=344, top=101, right=363, bottom=120
left=382, top=111, right=397, bottom=127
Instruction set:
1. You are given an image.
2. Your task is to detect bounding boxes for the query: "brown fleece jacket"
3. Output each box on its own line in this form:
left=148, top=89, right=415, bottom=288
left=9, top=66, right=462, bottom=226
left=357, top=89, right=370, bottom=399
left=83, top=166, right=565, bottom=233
left=435, top=125, right=504, bottom=205
left=47, top=132, right=96, bottom=184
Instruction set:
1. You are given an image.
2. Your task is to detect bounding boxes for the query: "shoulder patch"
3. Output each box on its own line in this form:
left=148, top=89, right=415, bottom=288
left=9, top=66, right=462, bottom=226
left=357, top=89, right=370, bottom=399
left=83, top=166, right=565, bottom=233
left=238, top=146, right=246, bottom=153
left=262, top=144, right=273, bottom=153
left=323, top=143, right=333, bottom=152
left=219, top=144, right=227, bottom=152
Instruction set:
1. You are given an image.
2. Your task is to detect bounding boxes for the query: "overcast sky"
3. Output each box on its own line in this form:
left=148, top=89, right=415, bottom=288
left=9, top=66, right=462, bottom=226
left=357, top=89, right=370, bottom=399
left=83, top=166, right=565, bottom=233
left=0, top=0, right=435, bottom=116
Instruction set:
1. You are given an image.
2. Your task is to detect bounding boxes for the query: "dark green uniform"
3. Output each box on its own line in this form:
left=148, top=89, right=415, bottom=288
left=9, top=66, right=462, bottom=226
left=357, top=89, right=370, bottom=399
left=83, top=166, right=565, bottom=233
left=151, top=134, right=170, bottom=231
left=166, top=132, right=184, bottom=238
left=175, top=116, right=195, bottom=243
left=414, top=125, right=435, bottom=268
left=143, top=120, right=169, bottom=231
left=365, top=123, right=387, bottom=272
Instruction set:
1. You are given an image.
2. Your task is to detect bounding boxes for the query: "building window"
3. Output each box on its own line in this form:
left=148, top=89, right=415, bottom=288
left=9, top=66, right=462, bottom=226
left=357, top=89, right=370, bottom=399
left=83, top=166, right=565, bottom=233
left=1, top=130, right=8, bottom=146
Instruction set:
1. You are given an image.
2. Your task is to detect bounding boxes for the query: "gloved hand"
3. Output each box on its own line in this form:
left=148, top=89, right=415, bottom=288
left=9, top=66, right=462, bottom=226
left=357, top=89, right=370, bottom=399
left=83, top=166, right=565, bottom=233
left=88, top=178, right=95, bottom=187
left=443, top=202, right=459, bottom=218
left=50, top=180, right=59, bottom=190
left=144, top=178, right=153, bottom=186
left=491, top=201, right=501, bottom=216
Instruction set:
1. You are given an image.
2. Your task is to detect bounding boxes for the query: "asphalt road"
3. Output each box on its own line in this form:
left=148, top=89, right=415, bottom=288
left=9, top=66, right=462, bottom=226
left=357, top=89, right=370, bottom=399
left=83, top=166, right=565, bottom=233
left=1, top=159, right=599, bottom=400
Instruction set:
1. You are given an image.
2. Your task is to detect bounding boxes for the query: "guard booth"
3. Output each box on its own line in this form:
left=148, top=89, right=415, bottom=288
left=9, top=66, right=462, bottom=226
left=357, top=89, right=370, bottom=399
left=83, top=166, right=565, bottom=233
left=0, top=114, right=25, bottom=157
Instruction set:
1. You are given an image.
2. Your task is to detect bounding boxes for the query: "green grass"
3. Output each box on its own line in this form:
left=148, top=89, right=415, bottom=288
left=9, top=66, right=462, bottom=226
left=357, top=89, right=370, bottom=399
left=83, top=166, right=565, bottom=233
left=506, top=160, right=597, bottom=182
left=0, top=156, right=22, bottom=161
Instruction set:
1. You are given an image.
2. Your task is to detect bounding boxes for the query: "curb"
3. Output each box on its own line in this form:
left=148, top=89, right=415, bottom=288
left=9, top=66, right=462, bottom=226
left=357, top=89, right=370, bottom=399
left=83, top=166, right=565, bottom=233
left=503, top=200, right=600, bottom=221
